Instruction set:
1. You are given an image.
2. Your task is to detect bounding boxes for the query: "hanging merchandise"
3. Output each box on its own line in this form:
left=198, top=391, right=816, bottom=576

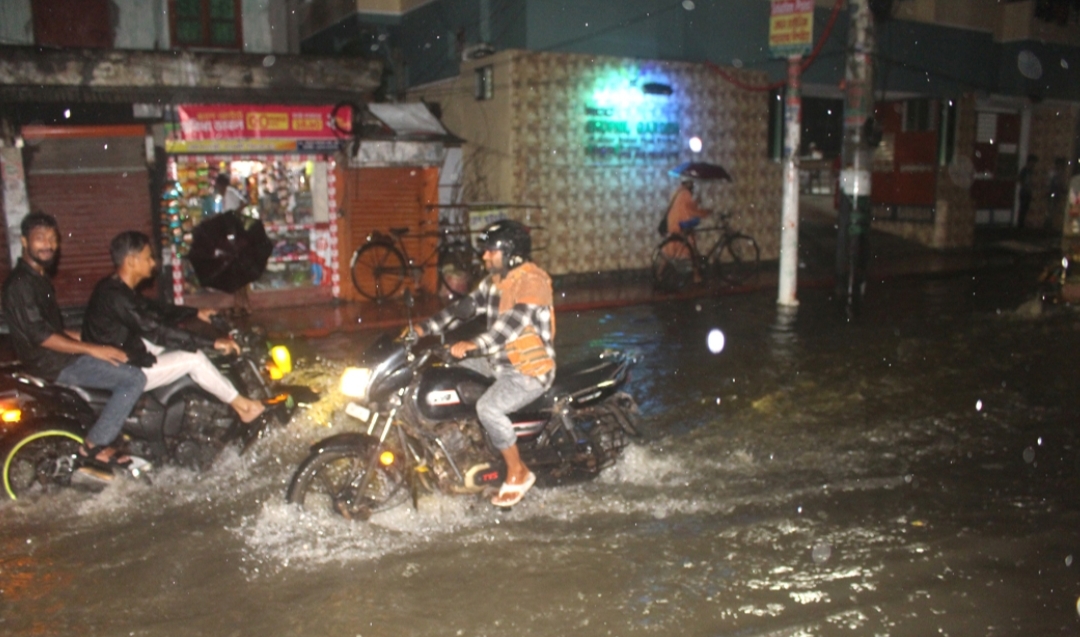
left=162, top=155, right=337, bottom=301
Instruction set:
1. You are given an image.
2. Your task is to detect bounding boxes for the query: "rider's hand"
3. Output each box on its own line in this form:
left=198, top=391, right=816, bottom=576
left=449, top=341, right=477, bottom=359
left=213, top=337, right=241, bottom=356
left=197, top=308, right=218, bottom=323
left=90, top=344, right=128, bottom=366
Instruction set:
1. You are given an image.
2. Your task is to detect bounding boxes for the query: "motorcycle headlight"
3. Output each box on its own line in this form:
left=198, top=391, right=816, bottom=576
left=340, top=367, right=373, bottom=400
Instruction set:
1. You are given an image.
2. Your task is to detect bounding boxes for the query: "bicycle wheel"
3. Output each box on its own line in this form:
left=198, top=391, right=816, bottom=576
left=652, top=236, right=695, bottom=292
left=437, top=242, right=484, bottom=299
left=350, top=242, right=407, bottom=301
left=714, top=234, right=760, bottom=286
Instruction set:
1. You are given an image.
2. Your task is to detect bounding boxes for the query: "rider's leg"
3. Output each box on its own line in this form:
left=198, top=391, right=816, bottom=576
left=474, top=370, right=546, bottom=486
left=56, top=356, right=147, bottom=448
left=143, top=350, right=265, bottom=423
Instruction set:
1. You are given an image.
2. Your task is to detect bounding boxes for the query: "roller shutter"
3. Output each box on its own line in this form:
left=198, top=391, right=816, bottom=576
left=339, top=167, right=439, bottom=301
left=23, top=127, right=153, bottom=308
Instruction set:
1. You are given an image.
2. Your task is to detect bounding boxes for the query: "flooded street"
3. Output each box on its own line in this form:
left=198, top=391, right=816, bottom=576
left=4, top=264, right=1080, bottom=636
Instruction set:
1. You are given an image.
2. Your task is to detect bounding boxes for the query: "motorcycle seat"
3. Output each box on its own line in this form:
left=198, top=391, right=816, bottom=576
left=58, top=384, right=112, bottom=411
left=549, top=356, right=623, bottom=399
left=58, top=375, right=200, bottom=412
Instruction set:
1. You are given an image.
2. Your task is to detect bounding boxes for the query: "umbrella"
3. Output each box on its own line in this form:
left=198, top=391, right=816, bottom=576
left=188, top=213, right=274, bottom=293
left=668, top=162, right=733, bottom=181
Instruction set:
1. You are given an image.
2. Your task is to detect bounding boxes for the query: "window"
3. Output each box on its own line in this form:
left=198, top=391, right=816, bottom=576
left=170, top=0, right=242, bottom=49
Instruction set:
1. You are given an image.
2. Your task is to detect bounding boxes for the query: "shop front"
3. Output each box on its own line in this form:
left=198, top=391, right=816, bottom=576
left=162, top=104, right=346, bottom=309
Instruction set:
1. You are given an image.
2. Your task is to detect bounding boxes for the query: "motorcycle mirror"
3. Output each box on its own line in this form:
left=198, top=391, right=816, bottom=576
left=450, top=297, right=476, bottom=320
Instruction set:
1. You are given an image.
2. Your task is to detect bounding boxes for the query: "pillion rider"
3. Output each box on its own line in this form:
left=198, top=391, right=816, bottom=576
left=414, top=220, right=555, bottom=507
left=81, top=231, right=266, bottom=425
left=1, top=211, right=146, bottom=469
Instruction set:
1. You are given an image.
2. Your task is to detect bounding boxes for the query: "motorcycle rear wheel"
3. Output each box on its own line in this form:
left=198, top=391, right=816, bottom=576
left=286, top=448, right=408, bottom=520
left=3, top=430, right=83, bottom=500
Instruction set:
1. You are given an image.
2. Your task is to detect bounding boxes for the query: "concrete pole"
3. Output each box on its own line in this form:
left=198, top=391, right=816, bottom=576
left=836, top=0, right=875, bottom=314
left=778, top=55, right=802, bottom=307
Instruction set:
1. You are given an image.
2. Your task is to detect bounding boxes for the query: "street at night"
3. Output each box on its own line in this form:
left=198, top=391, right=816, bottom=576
left=4, top=255, right=1080, bottom=635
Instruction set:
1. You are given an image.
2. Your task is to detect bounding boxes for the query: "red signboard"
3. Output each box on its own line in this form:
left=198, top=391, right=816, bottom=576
left=174, top=104, right=350, bottom=140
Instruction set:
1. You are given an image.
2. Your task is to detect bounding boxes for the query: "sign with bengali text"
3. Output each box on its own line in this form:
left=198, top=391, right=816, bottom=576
left=769, top=0, right=814, bottom=58
left=173, top=104, right=350, bottom=141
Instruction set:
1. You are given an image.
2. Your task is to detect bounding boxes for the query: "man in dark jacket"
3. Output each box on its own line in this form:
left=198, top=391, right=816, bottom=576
left=82, top=231, right=265, bottom=424
left=1, top=212, right=145, bottom=468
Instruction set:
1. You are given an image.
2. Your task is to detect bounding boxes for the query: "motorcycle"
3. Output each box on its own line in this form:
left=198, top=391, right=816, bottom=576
left=0, top=314, right=317, bottom=499
left=286, top=297, right=642, bottom=519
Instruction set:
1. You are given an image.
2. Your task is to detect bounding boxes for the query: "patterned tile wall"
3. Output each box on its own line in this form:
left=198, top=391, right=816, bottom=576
left=504, top=51, right=781, bottom=275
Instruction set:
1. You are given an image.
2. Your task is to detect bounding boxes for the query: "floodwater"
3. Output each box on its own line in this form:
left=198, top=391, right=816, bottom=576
left=4, top=264, right=1080, bottom=636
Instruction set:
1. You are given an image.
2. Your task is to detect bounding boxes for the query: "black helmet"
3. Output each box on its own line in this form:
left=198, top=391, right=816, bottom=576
left=478, top=219, right=531, bottom=269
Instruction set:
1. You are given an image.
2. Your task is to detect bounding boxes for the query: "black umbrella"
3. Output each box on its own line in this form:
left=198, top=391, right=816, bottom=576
left=668, top=162, right=733, bottom=181
left=188, top=213, right=274, bottom=293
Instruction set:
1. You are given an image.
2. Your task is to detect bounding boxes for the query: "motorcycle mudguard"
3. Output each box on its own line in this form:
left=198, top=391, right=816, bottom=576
left=272, top=384, right=321, bottom=405
left=307, top=432, right=379, bottom=455
left=0, top=417, right=85, bottom=458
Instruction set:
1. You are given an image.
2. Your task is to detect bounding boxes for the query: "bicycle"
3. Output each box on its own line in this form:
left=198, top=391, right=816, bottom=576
left=651, top=213, right=760, bottom=292
left=349, top=226, right=484, bottom=301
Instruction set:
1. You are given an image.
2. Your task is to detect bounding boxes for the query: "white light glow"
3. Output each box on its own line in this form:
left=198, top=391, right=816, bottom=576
left=688, top=136, right=703, bottom=153
left=707, top=329, right=726, bottom=354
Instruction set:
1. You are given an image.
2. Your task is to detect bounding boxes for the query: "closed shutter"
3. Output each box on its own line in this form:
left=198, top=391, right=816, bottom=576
left=23, top=128, right=152, bottom=308
left=339, top=167, right=439, bottom=301
left=0, top=180, right=8, bottom=284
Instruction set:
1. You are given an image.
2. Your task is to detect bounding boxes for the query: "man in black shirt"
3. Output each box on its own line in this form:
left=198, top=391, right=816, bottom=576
left=82, top=231, right=265, bottom=424
left=1, top=212, right=146, bottom=467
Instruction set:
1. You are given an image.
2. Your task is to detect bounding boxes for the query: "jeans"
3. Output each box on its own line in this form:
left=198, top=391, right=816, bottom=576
left=56, top=356, right=146, bottom=447
left=458, top=358, right=547, bottom=451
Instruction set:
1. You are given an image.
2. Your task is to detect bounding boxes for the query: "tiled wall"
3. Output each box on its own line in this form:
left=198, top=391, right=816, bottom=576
left=504, top=51, right=781, bottom=275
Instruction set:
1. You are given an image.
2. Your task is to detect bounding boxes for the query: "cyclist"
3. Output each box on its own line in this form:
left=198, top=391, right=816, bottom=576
left=663, top=176, right=710, bottom=279
left=666, top=176, right=710, bottom=243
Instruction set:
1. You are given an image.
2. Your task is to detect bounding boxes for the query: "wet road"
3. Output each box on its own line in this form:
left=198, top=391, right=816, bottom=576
left=3, top=263, right=1080, bottom=636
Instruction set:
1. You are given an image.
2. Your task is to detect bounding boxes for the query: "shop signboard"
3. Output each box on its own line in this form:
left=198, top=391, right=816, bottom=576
left=165, top=104, right=349, bottom=153
left=769, top=0, right=814, bottom=58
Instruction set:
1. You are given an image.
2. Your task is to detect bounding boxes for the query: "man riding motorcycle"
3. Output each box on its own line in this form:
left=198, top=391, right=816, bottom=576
left=414, top=219, right=555, bottom=507
left=81, top=231, right=266, bottom=425
left=1, top=211, right=146, bottom=470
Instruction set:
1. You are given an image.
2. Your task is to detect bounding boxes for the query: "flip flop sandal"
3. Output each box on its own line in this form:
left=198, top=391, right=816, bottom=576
left=78, top=444, right=133, bottom=470
left=491, top=471, right=536, bottom=508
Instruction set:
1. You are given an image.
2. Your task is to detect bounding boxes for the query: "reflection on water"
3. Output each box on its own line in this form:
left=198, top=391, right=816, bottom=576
left=2, top=266, right=1078, bottom=636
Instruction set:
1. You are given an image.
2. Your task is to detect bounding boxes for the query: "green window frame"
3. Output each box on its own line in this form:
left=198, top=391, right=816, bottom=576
left=171, top=0, right=242, bottom=49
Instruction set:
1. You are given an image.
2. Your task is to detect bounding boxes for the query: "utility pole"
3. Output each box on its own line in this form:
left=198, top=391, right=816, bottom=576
left=777, top=54, right=802, bottom=307
left=836, top=0, right=875, bottom=315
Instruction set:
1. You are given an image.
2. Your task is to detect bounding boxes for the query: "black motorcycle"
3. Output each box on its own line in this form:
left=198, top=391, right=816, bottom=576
left=0, top=316, right=316, bottom=500
left=286, top=299, right=641, bottom=519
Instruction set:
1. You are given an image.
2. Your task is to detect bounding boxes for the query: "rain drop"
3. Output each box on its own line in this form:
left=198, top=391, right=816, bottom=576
left=1066, top=554, right=1073, bottom=567
left=707, top=329, right=726, bottom=354
left=682, top=0, right=695, bottom=9
left=976, top=400, right=983, bottom=411
left=1023, top=446, right=1035, bottom=464
left=1063, top=59, right=1070, bottom=70
left=262, top=55, right=276, bottom=67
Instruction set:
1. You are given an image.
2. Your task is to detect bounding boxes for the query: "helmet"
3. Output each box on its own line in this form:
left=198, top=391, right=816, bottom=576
left=478, top=219, right=531, bottom=269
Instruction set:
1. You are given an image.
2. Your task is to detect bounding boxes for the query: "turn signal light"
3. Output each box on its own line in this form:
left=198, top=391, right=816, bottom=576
left=379, top=451, right=395, bottom=466
left=270, top=346, right=292, bottom=374
left=0, top=407, right=21, bottom=425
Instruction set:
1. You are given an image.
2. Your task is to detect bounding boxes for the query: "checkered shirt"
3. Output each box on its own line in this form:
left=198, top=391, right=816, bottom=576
left=421, top=274, right=555, bottom=388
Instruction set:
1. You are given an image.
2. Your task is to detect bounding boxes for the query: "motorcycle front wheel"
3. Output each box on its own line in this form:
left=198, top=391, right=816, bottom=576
left=3, top=430, right=83, bottom=500
left=286, top=448, right=408, bottom=520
